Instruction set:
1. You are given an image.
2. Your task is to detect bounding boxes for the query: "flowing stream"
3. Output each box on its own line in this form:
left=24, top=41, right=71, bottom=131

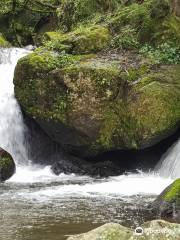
left=0, top=48, right=179, bottom=240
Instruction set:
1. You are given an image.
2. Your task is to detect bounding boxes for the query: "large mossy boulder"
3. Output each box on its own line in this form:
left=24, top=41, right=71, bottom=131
left=39, top=25, right=111, bottom=54
left=151, top=179, right=180, bottom=221
left=68, top=220, right=180, bottom=240
left=14, top=50, right=180, bottom=157
left=0, top=148, right=15, bottom=181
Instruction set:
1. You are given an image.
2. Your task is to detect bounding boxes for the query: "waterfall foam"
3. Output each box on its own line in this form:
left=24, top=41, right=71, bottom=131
left=0, top=48, right=30, bottom=166
left=156, top=139, right=180, bottom=179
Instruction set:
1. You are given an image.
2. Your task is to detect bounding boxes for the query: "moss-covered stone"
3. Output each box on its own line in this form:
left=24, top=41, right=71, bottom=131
left=0, top=148, right=15, bottom=181
left=163, top=179, right=180, bottom=202
left=0, top=1, right=59, bottom=46
left=67, top=220, right=180, bottom=240
left=41, top=25, right=111, bottom=54
left=0, top=33, right=10, bottom=47
left=151, top=179, right=180, bottom=220
left=14, top=49, right=180, bottom=157
left=97, top=64, right=180, bottom=151
left=68, top=223, right=132, bottom=240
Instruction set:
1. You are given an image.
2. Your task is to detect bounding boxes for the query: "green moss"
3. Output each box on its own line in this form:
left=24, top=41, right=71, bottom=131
left=18, top=50, right=89, bottom=72
left=14, top=50, right=95, bottom=123
left=42, top=25, right=111, bottom=54
left=101, top=228, right=129, bottom=240
left=98, top=65, right=180, bottom=150
left=0, top=156, right=12, bottom=169
left=14, top=51, right=180, bottom=155
left=70, top=25, right=111, bottom=54
left=98, top=100, right=140, bottom=150
left=0, top=152, right=15, bottom=182
left=109, top=1, right=154, bottom=36
left=0, top=33, right=10, bottom=47
left=163, top=179, right=180, bottom=202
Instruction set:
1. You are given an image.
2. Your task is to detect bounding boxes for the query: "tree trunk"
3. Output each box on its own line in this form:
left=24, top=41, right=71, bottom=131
left=170, top=0, right=180, bottom=17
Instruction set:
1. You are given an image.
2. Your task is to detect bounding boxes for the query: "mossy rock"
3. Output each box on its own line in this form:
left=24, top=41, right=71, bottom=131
left=151, top=179, right=180, bottom=221
left=0, top=2, right=58, bottom=46
left=14, top=50, right=180, bottom=157
left=0, top=33, right=10, bottom=47
left=41, top=25, right=111, bottom=54
left=0, top=148, right=15, bottom=181
left=67, top=223, right=132, bottom=240
left=67, top=220, right=180, bottom=240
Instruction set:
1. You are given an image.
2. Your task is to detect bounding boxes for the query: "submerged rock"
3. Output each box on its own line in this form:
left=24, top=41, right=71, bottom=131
left=150, top=179, right=180, bottom=221
left=67, top=220, right=180, bottom=240
left=0, top=148, right=15, bottom=181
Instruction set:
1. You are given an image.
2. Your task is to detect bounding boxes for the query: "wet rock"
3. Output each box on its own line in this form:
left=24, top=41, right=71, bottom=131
left=0, top=148, right=15, bottom=181
left=14, top=50, right=180, bottom=158
left=67, top=220, right=180, bottom=240
left=67, top=223, right=132, bottom=240
left=51, top=158, right=124, bottom=178
left=150, top=179, right=180, bottom=222
left=51, top=157, right=88, bottom=176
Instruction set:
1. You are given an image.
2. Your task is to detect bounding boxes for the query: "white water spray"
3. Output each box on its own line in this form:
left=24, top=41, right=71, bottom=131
left=0, top=48, right=30, bottom=165
left=156, top=139, right=180, bottom=179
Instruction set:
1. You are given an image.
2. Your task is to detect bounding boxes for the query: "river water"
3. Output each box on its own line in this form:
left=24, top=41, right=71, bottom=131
left=0, top=48, right=178, bottom=240
left=0, top=168, right=173, bottom=240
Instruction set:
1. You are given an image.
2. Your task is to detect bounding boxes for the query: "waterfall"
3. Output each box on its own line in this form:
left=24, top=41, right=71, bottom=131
left=0, top=48, right=30, bottom=166
left=156, top=139, right=180, bottom=179
left=0, top=47, right=178, bottom=187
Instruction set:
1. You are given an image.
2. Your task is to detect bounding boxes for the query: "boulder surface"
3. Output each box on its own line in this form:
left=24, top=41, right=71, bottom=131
left=67, top=220, right=180, bottom=240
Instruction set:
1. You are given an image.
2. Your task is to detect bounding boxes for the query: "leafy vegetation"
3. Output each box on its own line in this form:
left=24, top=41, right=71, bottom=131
left=140, top=42, right=180, bottom=64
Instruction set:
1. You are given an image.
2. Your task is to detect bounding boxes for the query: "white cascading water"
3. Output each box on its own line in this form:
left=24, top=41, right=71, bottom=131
left=0, top=47, right=176, bottom=198
left=156, top=139, right=180, bottom=179
left=0, top=47, right=64, bottom=182
left=0, top=48, right=30, bottom=165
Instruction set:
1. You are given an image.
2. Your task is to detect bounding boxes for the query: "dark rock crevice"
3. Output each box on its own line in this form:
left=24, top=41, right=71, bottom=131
left=23, top=112, right=180, bottom=177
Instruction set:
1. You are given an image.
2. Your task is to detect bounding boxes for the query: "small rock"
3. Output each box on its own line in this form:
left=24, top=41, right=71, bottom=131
left=0, top=148, right=15, bottom=182
left=150, top=179, right=180, bottom=221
